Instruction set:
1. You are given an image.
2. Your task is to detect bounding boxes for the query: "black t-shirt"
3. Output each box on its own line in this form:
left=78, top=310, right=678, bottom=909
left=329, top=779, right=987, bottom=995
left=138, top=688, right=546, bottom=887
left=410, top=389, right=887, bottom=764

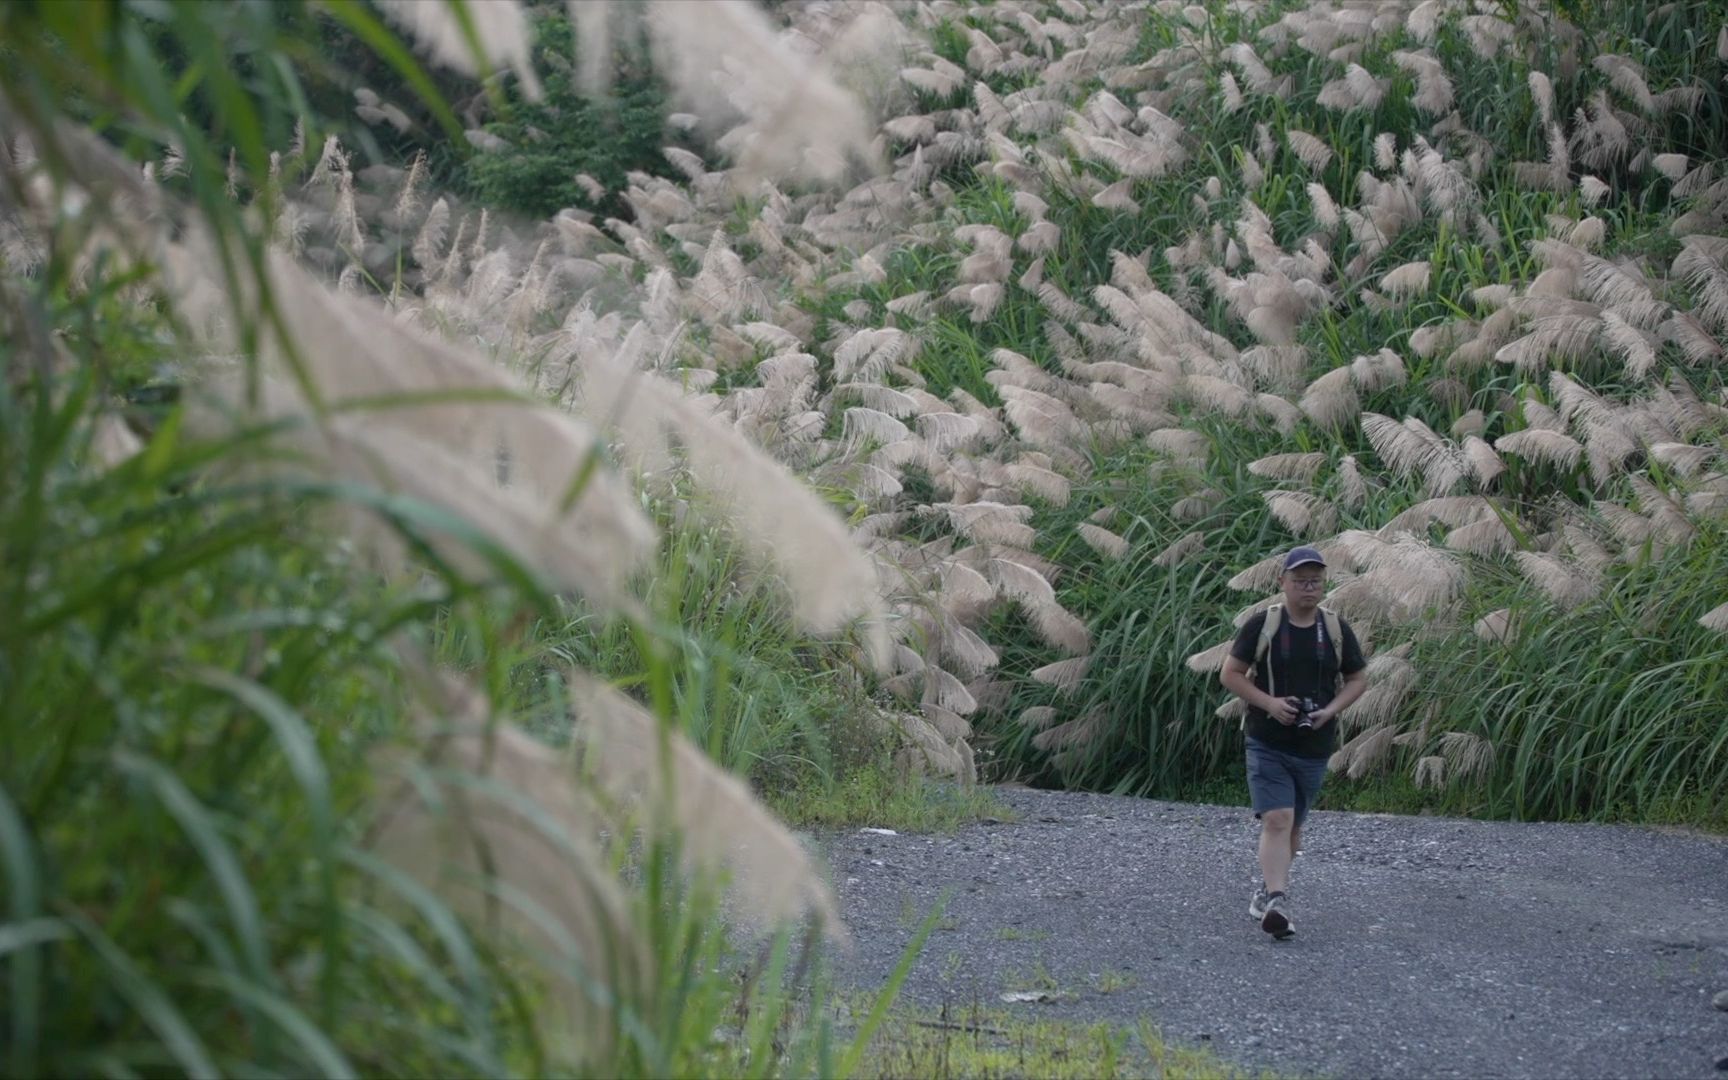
left=1229, top=609, right=1366, bottom=759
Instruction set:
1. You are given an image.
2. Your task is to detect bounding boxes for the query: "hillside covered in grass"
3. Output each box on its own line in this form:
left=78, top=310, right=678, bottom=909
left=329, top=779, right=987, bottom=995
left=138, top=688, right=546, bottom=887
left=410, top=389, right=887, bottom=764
left=6, top=0, right=1728, bottom=1074
left=313, top=0, right=1725, bottom=825
left=157, top=0, right=1728, bottom=823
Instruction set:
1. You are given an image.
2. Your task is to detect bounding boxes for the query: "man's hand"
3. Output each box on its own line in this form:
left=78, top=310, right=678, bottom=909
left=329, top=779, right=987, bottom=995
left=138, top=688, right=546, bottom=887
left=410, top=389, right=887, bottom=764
left=1264, top=696, right=1300, bottom=725
left=1307, top=704, right=1337, bottom=729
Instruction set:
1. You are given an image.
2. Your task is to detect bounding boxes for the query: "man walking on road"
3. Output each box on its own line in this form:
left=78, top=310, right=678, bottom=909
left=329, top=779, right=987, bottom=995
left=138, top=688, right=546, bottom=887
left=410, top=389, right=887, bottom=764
left=1220, top=546, right=1368, bottom=939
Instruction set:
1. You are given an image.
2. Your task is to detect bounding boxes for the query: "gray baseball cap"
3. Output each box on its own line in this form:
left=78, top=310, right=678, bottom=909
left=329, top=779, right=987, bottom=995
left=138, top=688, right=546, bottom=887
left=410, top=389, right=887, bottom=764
left=1282, top=546, right=1327, bottom=571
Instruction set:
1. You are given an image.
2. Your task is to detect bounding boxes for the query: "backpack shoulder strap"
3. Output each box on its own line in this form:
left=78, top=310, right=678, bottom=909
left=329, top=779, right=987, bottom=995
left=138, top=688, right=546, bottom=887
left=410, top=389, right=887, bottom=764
left=1254, top=604, right=1283, bottom=700
left=1321, top=607, right=1341, bottom=658
left=1254, top=604, right=1282, bottom=662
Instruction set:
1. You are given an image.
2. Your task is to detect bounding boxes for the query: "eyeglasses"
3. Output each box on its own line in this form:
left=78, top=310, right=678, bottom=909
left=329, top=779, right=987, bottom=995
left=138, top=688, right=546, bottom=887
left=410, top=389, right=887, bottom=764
left=1287, top=578, right=1326, bottom=590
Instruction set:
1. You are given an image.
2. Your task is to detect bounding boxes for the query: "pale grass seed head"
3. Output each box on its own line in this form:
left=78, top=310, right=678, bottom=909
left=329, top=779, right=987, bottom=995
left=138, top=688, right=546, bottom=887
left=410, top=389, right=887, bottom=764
left=1699, top=601, right=1728, bottom=634
left=372, top=680, right=646, bottom=1059
left=1299, top=366, right=1360, bottom=430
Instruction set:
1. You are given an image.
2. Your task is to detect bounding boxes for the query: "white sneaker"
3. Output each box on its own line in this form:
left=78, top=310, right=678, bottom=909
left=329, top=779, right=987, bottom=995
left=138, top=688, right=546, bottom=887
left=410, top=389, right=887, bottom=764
left=1260, top=892, right=1294, bottom=939
left=1248, top=885, right=1271, bottom=921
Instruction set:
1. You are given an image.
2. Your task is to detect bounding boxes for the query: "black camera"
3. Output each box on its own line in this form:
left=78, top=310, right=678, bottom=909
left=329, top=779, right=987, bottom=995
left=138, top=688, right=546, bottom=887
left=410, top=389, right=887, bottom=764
left=1290, top=696, right=1322, bottom=729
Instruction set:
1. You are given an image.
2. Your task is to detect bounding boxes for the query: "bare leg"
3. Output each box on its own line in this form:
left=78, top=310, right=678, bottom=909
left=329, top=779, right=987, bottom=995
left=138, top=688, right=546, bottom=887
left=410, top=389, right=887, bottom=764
left=1259, top=808, right=1296, bottom=894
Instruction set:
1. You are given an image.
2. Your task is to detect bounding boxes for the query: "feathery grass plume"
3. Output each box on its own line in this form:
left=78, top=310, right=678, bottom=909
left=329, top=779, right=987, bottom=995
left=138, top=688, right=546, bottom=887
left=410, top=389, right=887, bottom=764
left=1528, top=70, right=1555, bottom=126
left=1379, top=260, right=1430, bottom=297
left=1581, top=255, right=1666, bottom=329
left=571, top=1, right=878, bottom=185
left=1547, top=371, right=1614, bottom=430
left=1514, top=550, right=1599, bottom=607
left=1342, top=533, right=1465, bottom=619
left=1596, top=501, right=1660, bottom=550
left=1146, top=427, right=1210, bottom=465
left=1330, top=454, right=1366, bottom=509
left=1445, top=515, right=1517, bottom=555
left=926, top=611, right=999, bottom=681
left=566, top=672, right=841, bottom=934
left=1461, top=435, right=1504, bottom=487
left=410, top=197, right=450, bottom=269
left=1299, top=366, right=1359, bottom=430
left=1239, top=345, right=1310, bottom=390
left=1474, top=608, right=1516, bottom=644
left=1031, top=710, right=1107, bottom=758
left=1593, top=54, right=1655, bottom=114
left=377, top=0, right=541, bottom=99
left=921, top=664, right=978, bottom=715
left=937, top=559, right=997, bottom=620
left=1286, top=130, right=1333, bottom=173
left=1302, top=183, right=1341, bottom=231
left=1026, top=599, right=1092, bottom=655
left=1700, top=601, right=1728, bottom=634
left=1331, top=724, right=1395, bottom=779
left=931, top=502, right=1035, bottom=547
left=1673, top=235, right=1728, bottom=332
left=893, top=710, right=973, bottom=782
left=1091, top=178, right=1139, bottom=211
left=1650, top=442, right=1719, bottom=478
left=1219, top=70, right=1245, bottom=113
left=998, top=384, right=1086, bottom=451
left=1412, top=754, right=1446, bottom=790
left=1317, top=63, right=1383, bottom=111
left=992, top=460, right=1065, bottom=505
left=1254, top=393, right=1303, bottom=436
left=1226, top=551, right=1288, bottom=594
left=1578, top=176, right=1609, bottom=207
left=1372, top=132, right=1398, bottom=171
left=1653, top=151, right=1691, bottom=181
left=1665, top=311, right=1725, bottom=365
left=1361, top=412, right=1439, bottom=479
left=1378, top=495, right=1497, bottom=535
left=1589, top=307, right=1658, bottom=378
left=1038, top=281, right=1089, bottom=323
left=1572, top=91, right=1635, bottom=171
left=1249, top=451, right=1327, bottom=484
left=1452, top=410, right=1487, bottom=438
left=1075, top=522, right=1128, bottom=560
left=1438, top=730, right=1494, bottom=783
left=1017, top=705, right=1060, bottom=732
left=372, top=684, right=645, bottom=1059
left=1263, top=490, right=1337, bottom=538
left=832, top=327, right=914, bottom=383
left=1686, top=477, right=1728, bottom=520
left=1392, top=50, right=1453, bottom=115
left=986, top=556, right=1058, bottom=613
left=1145, top=529, right=1201, bottom=568
left=168, top=253, right=658, bottom=612
left=1186, top=373, right=1255, bottom=415
left=914, top=411, right=981, bottom=454
left=1494, top=316, right=1602, bottom=374
left=1494, top=428, right=1583, bottom=471
left=1340, top=648, right=1417, bottom=733
left=561, top=361, right=892, bottom=660
left=1629, top=475, right=1697, bottom=545
left=1350, top=349, right=1407, bottom=392
left=1185, top=638, right=1234, bottom=674
left=1030, top=655, right=1091, bottom=695
left=1582, top=421, right=1637, bottom=486
left=963, top=282, right=1004, bottom=322
left=1224, top=41, right=1278, bottom=95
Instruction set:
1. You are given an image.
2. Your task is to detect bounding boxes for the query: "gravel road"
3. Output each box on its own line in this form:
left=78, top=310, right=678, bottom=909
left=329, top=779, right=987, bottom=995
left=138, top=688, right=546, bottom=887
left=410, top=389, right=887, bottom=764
left=819, top=787, right=1728, bottom=1079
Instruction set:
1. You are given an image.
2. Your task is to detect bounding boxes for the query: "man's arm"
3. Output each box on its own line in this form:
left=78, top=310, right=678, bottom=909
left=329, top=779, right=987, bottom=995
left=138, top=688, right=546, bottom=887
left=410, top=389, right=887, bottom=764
left=1309, top=667, right=1367, bottom=729
left=1221, top=656, right=1299, bottom=725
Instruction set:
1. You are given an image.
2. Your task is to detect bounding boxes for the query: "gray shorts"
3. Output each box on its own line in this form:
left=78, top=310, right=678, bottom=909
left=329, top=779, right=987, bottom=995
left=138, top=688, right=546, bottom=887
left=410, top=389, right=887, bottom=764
left=1245, top=737, right=1329, bottom=826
